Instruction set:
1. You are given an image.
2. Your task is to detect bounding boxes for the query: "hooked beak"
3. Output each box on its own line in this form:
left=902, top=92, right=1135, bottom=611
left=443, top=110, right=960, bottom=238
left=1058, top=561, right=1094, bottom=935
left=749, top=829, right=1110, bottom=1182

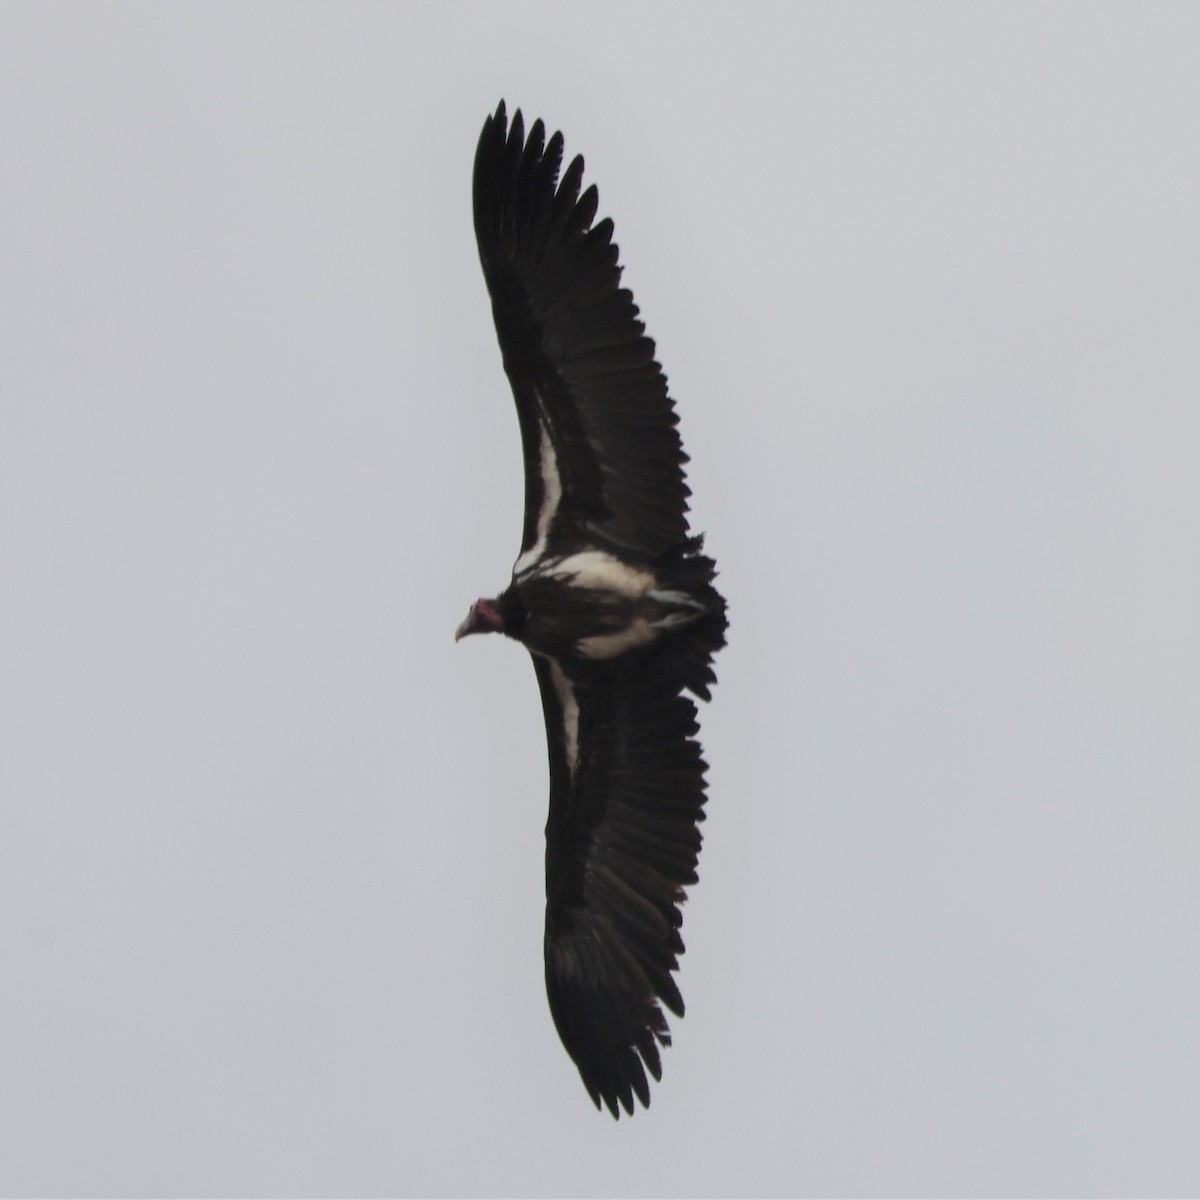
left=455, top=597, right=504, bottom=642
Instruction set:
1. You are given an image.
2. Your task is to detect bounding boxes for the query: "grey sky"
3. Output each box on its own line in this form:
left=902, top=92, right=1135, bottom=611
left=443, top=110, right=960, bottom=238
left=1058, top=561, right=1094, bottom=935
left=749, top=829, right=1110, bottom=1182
left=1, top=3, right=1197, bottom=1195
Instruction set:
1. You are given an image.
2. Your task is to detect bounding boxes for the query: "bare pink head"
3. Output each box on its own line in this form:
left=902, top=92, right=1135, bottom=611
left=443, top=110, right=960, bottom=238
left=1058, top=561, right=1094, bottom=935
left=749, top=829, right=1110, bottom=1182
left=454, top=596, right=505, bottom=642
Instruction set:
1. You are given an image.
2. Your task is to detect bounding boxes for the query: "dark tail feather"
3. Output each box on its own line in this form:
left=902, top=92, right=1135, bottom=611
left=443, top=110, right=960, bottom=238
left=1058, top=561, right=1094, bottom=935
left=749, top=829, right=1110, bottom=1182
left=649, top=538, right=728, bottom=701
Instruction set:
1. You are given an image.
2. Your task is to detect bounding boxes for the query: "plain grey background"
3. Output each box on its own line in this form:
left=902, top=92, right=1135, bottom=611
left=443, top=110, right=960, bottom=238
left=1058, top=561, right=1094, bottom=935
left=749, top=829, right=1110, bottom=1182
left=2, top=3, right=1197, bottom=1196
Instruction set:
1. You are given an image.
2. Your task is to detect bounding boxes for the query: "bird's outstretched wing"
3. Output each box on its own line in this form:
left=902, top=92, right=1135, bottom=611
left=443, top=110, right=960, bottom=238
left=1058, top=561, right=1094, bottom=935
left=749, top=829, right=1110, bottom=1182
left=473, top=101, right=692, bottom=566
left=532, top=655, right=707, bottom=1117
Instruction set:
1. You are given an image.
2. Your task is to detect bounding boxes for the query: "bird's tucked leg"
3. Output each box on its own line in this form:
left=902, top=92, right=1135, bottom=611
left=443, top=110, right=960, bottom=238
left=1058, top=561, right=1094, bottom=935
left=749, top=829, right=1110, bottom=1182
left=647, top=587, right=710, bottom=630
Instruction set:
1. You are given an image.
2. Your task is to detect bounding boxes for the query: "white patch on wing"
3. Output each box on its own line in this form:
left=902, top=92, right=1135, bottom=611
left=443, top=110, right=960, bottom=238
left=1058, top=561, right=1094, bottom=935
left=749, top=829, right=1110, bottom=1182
left=548, top=659, right=580, bottom=776
left=513, top=411, right=562, bottom=577
left=547, top=549, right=655, bottom=598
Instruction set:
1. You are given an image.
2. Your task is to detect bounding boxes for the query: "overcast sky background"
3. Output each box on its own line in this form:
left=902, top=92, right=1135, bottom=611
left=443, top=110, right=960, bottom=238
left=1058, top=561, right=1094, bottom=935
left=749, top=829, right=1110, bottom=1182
left=2, top=4, right=1197, bottom=1196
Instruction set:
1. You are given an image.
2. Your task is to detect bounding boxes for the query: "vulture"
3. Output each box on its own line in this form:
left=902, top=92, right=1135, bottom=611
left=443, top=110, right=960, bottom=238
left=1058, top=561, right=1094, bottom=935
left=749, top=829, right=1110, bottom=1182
left=456, top=101, right=727, bottom=1118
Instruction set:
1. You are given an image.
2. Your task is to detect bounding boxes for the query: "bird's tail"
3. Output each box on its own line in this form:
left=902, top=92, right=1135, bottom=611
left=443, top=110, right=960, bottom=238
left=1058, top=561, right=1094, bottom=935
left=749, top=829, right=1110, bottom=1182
left=648, top=537, right=728, bottom=702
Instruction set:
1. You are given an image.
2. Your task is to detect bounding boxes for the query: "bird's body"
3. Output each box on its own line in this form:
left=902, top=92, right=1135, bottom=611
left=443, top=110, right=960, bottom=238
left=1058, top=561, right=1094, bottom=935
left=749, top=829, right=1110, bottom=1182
left=458, top=102, right=726, bottom=1117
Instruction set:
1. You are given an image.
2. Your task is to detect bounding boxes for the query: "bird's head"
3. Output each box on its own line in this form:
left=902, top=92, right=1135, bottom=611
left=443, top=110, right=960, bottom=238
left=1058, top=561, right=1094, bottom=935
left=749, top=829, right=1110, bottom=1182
left=455, top=596, right=506, bottom=642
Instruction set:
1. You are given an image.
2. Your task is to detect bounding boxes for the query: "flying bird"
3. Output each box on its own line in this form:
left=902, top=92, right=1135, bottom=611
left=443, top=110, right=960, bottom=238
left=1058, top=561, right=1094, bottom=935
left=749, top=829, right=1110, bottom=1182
left=457, top=101, right=727, bottom=1117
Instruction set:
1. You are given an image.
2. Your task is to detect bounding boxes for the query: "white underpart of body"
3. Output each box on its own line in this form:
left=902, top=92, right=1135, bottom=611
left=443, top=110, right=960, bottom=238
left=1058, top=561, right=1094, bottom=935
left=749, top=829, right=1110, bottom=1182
left=512, top=410, right=562, bottom=577
left=548, top=659, right=580, bottom=776
left=545, top=549, right=661, bottom=660
left=577, top=619, right=656, bottom=660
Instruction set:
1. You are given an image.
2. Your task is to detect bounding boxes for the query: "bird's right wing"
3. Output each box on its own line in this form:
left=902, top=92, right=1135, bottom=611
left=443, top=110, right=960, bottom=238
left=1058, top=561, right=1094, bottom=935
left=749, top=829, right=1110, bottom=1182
left=530, top=653, right=708, bottom=1117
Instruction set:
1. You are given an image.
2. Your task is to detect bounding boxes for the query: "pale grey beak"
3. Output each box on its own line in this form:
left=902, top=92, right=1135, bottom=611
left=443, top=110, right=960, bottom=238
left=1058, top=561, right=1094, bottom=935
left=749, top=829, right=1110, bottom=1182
left=455, top=597, right=503, bottom=642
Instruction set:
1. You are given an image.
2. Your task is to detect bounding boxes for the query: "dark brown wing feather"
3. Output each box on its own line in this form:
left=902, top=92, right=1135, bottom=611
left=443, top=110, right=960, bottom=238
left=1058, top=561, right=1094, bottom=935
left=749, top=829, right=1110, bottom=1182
left=532, top=655, right=707, bottom=1117
left=473, top=101, right=692, bottom=559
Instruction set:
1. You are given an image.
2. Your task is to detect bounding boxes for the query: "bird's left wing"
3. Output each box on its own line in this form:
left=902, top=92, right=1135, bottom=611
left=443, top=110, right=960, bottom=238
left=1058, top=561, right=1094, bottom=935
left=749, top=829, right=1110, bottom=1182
left=473, top=102, right=693, bottom=565
left=530, top=653, right=708, bottom=1117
